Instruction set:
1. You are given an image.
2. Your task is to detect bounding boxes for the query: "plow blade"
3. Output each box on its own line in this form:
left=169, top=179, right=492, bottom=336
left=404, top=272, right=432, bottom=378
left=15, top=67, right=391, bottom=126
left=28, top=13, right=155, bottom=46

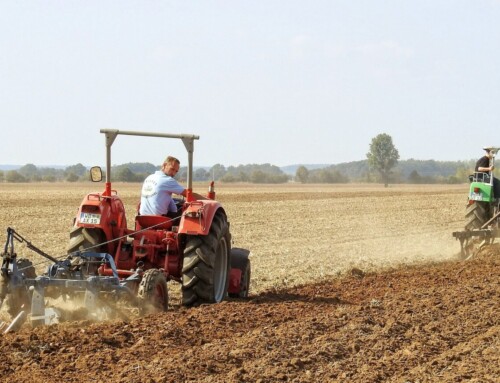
left=2, top=311, right=27, bottom=334
left=452, top=228, right=500, bottom=260
left=28, top=274, right=137, bottom=327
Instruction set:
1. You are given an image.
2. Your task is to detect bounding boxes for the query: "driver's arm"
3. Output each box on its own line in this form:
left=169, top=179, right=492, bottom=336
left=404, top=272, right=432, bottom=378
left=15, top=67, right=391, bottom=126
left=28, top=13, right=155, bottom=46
left=478, top=165, right=494, bottom=172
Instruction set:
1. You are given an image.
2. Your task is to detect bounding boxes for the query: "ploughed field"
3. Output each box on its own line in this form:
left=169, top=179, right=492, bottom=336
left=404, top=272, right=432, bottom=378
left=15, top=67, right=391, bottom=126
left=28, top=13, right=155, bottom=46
left=0, top=183, right=498, bottom=382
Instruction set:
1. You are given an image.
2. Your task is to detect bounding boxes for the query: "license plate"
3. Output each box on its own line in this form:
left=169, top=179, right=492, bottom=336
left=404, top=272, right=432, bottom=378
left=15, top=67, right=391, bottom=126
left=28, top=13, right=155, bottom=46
left=80, top=212, right=101, bottom=224
left=470, top=193, right=483, bottom=201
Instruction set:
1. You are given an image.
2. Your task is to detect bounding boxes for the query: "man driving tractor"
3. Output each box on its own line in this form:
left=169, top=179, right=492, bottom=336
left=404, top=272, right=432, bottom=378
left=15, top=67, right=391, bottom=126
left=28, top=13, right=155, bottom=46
left=475, top=146, right=500, bottom=198
left=139, top=155, right=206, bottom=218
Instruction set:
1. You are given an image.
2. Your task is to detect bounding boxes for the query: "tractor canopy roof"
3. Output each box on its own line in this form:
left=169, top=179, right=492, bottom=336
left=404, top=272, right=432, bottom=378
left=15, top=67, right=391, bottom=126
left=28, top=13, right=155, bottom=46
left=483, top=146, right=500, bottom=152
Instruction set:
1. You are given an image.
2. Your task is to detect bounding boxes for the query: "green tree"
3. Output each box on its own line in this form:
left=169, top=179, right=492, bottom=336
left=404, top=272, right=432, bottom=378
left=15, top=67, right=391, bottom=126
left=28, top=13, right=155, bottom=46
left=43, top=175, right=57, bottom=182
left=115, top=167, right=138, bottom=182
left=65, top=163, right=87, bottom=177
left=250, top=170, right=266, bottom=183
left=317, top=169, right=334, bottom=183
left=66, top=173, right=79, bottom=182
left=40, top=167, right=62, bottom=182
left=194, top=168, right=208, bottom=181
left=209, top=164, right=226, bottom=180
left=5, top=170, right=26, bottom=183
left=0, top=170, right=4, bottom=182
left=221, top=173, right=237, bottom=182
left=239, top=171, right=249, bottom=182
left=295, top=166, right=309, bottom=183
left=366, top=133, right=400, bottom=187
left=267, top=173, right=289, bottom=183
left=454, top=166, right=471, bottom=182
left=407, top=170, right=422, bottom=184
left=18, top=164, right=38, bottom=181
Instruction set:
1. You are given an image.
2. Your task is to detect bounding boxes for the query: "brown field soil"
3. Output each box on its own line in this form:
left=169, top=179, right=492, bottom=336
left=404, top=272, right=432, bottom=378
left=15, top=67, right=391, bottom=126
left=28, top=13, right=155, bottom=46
left=0, top=183, right=498, bottom=382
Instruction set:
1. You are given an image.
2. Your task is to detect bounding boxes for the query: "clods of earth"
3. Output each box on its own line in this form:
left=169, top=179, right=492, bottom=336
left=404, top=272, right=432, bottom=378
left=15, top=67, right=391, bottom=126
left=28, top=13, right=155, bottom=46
left=0, top=246, right=498, bottom=383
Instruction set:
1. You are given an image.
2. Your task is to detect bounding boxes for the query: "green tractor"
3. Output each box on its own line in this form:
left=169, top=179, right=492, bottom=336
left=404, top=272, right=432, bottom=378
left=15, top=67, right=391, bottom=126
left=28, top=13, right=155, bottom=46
left=454, top=147, right=500, bottom=258
left=465, top=147, right=500, bottom=230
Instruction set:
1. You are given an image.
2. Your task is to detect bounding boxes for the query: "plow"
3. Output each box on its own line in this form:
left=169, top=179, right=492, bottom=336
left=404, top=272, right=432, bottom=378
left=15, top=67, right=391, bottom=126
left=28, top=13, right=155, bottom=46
left=0, top=130, right=250, bottom=332
left=452, top=227, right=500, bottom=260
left=1, top=227, right=138, bottom=329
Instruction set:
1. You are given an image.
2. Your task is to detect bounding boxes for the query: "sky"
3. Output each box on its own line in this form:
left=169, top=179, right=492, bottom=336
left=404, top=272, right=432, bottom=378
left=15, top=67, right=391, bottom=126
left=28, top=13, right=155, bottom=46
left=1, top=1, right=500, bottom=168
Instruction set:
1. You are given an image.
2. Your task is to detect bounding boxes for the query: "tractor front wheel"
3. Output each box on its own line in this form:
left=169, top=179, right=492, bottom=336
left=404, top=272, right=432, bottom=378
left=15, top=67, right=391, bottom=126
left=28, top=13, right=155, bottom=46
left=67, top=227, right=106, bottom=275
left=137, top=269, right=168, bottom=315
left=182, top=212, right=231, bottom=306
left=67, top=227, right=106, bottom=254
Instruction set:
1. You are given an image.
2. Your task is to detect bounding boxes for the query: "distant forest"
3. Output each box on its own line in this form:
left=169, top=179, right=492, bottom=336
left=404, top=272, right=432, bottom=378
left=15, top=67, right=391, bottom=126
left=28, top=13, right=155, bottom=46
left=0, top=159, right=479, bottom=184
left=295, top=158, right=478, bottom=184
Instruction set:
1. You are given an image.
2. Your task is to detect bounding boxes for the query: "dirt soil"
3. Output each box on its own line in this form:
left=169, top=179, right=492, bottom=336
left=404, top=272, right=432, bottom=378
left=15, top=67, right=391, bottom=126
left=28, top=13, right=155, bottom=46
left=1, top=246, right=498, bottom=383
left=0, top=183, right=498, bottom=382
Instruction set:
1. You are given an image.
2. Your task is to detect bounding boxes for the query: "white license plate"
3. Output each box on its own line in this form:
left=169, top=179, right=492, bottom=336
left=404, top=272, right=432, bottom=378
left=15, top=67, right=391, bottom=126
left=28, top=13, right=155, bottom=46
left=470, top=193, right=483, bottom=201
left=80, top=212, right=101, bottom=224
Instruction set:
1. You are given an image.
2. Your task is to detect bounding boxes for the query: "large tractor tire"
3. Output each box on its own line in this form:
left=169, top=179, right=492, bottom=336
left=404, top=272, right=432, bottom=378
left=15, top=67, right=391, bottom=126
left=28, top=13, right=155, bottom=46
left=182, top=212, right=231, bottom=306
left=3, top=258, right=37, bottom=319
left=465, top=201, right=489, bottom=230
left=67, top=227, right=106, bottom=275
left=67, top=226, right=106, bottom=254
left=137, top=269, right=168, bottom=315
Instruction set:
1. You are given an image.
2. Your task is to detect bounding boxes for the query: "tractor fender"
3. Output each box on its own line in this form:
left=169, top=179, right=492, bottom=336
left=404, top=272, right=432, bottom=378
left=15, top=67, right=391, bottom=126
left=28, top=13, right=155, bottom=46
left=73, top=192, right=128, bottom=254
left=228, top=248, right=251, bottom=297
left=469, top=181, right=493, bottom=202
left=178, top=200, right=226, bottom=236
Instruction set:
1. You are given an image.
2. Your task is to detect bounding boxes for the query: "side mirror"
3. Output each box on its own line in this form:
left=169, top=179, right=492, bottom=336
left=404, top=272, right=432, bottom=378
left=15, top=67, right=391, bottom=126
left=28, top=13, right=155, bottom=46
left=90, top=166, right=103, bottom=182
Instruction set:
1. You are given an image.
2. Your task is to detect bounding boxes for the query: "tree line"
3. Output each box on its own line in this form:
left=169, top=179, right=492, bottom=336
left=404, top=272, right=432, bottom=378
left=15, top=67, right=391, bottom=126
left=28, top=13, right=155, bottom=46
left=0, top=134, right=480, bottom=185
left=0, top=163, right=89, bottom=183
left=0, top=162, right=290, bottom=184
left=0, top=159, right=476, bottom=185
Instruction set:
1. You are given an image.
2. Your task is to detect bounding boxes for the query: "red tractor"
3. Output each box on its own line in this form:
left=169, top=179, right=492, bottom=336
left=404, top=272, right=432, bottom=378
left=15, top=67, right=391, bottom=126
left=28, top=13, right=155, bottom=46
left=66, top=129, right=250, bottom=312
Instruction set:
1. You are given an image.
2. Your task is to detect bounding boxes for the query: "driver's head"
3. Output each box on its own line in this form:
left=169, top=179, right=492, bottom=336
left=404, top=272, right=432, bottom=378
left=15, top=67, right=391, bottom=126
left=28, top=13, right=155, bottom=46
left=483, top=147, right=494, bottom=156
left=162, top=156, right=180, bottom=177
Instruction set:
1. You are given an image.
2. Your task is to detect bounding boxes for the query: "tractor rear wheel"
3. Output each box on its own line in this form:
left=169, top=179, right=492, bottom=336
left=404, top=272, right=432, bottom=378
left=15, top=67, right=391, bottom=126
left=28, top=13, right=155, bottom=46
left=4, top=258, right=37, bottom=318
left=137, top=269, right=168, bottom=315
left=182, top=212, right=231, bottom=306
left=465, top=201, right=489, bottom=230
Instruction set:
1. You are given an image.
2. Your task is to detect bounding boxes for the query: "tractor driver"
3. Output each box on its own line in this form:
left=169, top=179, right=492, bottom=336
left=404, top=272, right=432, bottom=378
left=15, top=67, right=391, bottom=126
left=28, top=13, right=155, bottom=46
left=475, top=147, right=500, bottom=198
left=139, top=156, right=205, bottom=217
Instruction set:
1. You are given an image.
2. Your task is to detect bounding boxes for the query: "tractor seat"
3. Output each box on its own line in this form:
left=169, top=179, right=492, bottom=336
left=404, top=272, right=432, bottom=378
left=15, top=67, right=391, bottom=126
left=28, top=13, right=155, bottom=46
left=471, top=172, right=491, bottom=183
left=135, top=215, right=173, bottom=230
